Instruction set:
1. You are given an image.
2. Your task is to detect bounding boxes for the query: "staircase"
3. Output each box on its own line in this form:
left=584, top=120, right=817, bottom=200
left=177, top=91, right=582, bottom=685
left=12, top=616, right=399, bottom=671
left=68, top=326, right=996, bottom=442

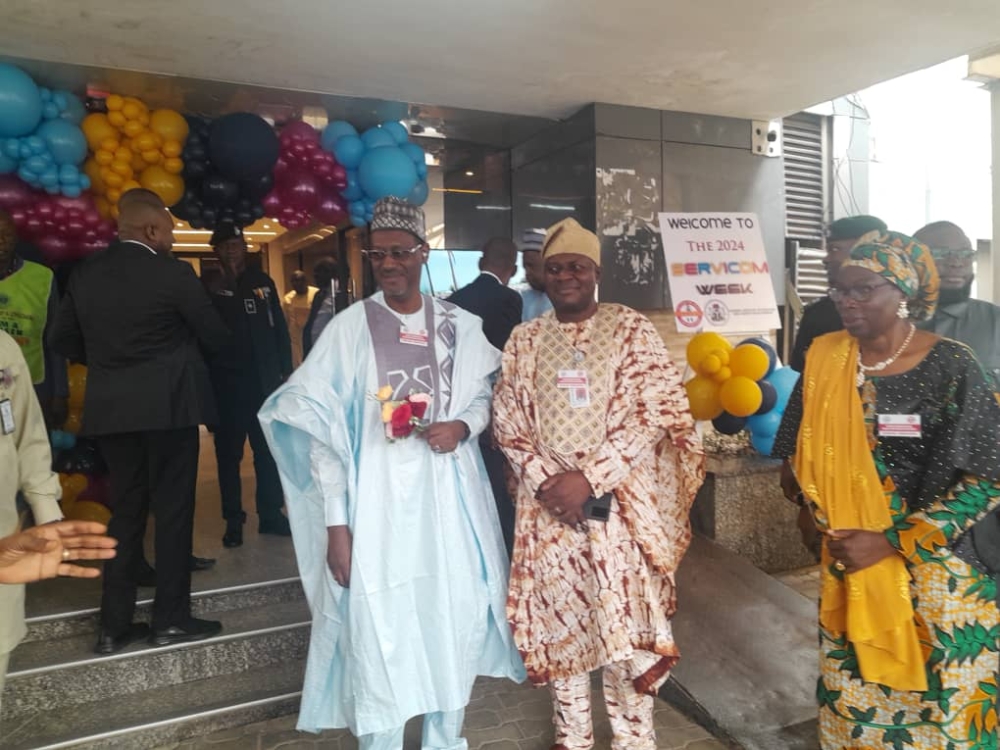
left=0, top=576, right=309, bottom=749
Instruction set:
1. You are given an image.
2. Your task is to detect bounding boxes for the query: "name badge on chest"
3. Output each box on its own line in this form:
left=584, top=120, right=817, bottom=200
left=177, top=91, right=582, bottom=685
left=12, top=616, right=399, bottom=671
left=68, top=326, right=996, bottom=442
left=557, top=369, right=591, bottom=409
left=244, top=298, right=257, bottom=314
left=399, top=329, right=429, bottom=347
left=877, top=414, right=922, bottom=439
left=0, top=399, right=14, bottom=435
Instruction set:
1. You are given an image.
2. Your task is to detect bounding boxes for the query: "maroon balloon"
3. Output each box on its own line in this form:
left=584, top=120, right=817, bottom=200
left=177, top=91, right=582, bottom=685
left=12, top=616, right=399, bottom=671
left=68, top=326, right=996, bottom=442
left=38, top=235, right=74, bottom=264
left=272, top=156, right=290, bottom=180
left=315, top=191, right=347, bottom=225
left=0, top=175, right=35, bottom=209
left=283, top=170, right=319, bottom=212
left=36, top=202, right=54, bottom=220
left=8, top=207, right=26, bottom=225
left=279, top=120, right=319, bottom=145
left=64, top=219, right=87, bottom=238
left=262, top=190, right=284, bottom=216
left=23, top=216, right=43, bottom=235
left=82, top=209, right=101, bottom=228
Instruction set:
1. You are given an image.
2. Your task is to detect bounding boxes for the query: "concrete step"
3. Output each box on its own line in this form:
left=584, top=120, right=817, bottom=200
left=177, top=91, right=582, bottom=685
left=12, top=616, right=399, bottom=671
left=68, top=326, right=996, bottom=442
left=0, top=660, right=304, bottom=750
left=2, top=598, right=310, bottom=723
left=22, top=577, right=305, bottom=643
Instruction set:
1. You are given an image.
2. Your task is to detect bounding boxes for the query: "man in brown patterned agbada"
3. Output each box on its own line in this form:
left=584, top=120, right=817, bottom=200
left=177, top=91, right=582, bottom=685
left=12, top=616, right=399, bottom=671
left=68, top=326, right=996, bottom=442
left=492, top=217, right=705, bottom=750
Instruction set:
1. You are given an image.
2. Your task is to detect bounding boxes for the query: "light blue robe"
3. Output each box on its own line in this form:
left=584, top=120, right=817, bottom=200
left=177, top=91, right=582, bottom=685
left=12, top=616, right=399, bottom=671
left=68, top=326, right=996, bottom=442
left=258, top=293, right=525, bottom=736
left=519, top=287, right=553, bottom=322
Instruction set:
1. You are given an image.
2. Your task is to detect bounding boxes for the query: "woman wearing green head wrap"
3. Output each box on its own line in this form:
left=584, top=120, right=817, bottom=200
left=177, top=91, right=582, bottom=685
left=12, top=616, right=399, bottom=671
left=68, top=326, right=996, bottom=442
left=773, top=231, right=1000, bottom=748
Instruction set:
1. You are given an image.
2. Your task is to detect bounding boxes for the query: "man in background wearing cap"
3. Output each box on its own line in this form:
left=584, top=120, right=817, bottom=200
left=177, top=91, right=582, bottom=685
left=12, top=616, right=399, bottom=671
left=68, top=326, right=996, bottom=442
left=259, top=197, right=524, bottom=748
left=51, top=188, right=230, bottom=652
left=206, top=223, right=292, bottom=548
left=789, top=215, right=888, bottom=372
left=519, top=228, right=553, bottom=321
left=446, top=236, right=522, bottom=554
left=493, top=217, right=704, bottom=749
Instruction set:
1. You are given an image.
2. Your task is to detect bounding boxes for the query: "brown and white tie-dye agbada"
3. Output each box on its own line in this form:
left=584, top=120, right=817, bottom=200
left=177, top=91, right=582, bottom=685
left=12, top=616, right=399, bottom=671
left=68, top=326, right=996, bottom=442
left=493, top=304, right=705, bottom=694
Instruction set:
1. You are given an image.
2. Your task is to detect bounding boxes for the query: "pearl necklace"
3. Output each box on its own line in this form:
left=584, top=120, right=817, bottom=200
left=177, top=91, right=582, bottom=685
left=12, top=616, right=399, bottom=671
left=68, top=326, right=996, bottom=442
left=856, top=323, right=916, bottom=387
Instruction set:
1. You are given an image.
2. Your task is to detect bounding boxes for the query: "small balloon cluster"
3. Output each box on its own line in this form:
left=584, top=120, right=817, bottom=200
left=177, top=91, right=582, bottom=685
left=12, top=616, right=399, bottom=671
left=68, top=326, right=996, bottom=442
left=322, top=120, right=428, bottom=227
left=683, top=333, right=799, bottom=455
left=81, top=96, right=188, bottom=219
left=171, top=113, right=278, bottom=229
left=0, top=175, right=115, bottom=264
left=51, top=364, right=112, bottom=525
left=0, top=63, right=90, bottom=198
left=262, top=120, right=348, bottom=230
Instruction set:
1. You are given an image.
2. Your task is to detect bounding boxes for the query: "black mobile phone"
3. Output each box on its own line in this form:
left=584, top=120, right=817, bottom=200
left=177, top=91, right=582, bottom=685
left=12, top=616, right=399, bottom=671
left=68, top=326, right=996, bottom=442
left=583, top=492, right=613, bottom=522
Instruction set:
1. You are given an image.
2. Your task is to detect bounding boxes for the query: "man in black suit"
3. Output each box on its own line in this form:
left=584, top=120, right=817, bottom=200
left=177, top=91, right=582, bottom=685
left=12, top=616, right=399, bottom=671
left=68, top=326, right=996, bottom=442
left=51, top=189, right=231, bottom=654
left=447, top=237, right=521, bottom=554
left=447, top=237, right=522, bottom=350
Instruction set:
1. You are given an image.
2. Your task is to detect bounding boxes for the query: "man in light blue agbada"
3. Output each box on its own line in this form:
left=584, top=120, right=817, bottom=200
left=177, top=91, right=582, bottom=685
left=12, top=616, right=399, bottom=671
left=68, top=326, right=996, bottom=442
left=258, top=197, right=524, bottom=750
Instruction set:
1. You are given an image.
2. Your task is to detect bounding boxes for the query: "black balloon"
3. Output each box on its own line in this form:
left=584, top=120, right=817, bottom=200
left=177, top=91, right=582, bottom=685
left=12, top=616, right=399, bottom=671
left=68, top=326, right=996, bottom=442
left=235, top=210, right=253, bottom=226
left=712, top=412, right=747, bottom=436
left=251, top=204, right=265, bottom=220
left=755, top=381, right=778, bottom=415
left=183, top=159, right=208, bottom=182
left=209, top=112, right=279, bottom=182
left=240, top=172, right=274, bottom=202
left=201, top=176, right=240, bottom=208
left=201, top=208, right=218, bottom=226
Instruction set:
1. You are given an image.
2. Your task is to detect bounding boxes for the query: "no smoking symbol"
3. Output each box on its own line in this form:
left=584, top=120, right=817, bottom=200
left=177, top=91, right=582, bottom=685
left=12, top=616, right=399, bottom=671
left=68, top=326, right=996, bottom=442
left=676, top=300, right=703, bottom=328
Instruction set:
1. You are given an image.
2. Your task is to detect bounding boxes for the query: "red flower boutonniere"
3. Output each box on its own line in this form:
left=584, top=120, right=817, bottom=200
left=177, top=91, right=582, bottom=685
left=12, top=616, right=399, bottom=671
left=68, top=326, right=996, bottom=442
left=371, top=386, right=433, bottom=441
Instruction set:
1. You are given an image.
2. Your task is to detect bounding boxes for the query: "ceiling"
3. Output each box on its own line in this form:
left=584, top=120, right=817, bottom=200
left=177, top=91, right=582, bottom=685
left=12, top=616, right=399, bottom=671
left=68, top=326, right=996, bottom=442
left=2, top=0, right=998, bottom=129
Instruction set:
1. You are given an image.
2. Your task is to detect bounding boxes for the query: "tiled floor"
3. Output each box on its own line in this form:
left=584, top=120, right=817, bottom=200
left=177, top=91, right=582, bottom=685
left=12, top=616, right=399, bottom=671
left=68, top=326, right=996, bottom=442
left=161, top=676, right=729, bottom=750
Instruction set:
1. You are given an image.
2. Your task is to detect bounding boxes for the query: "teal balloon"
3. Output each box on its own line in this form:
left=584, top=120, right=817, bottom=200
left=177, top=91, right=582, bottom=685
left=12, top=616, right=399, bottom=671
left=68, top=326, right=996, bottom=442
left=747, top=409, right=782, bottom=438
left=408, top=179, right=429, bottom=206
left=42, top=102, right=59, bottom=120
left=0, top=153, right=14, bottom=173
left=26, top=135, right=45, bottom=154
left=3, top=139, right=18, bottom=159
left=26, top=155, right=49, bottom=173
left=765, top=366, right=800, bottom=411
left=321, top=120, right=357, bottom=152
left=400, top=142, right=425, bottom=164
left=40, top=167, right=59, bottom=187
left=361, top=127, right=395, bottom=150
left=333, top=135, right=365, bottom=170
left=38, top=119, right=87, bottom=165
left=342, top=171, right=363, bottom=201
left=415, top=161, right=427, bottom=180
left=349, top=212, right=366, bottom=227
left=381, top=121, right=409, bottom=144
left=358, top=147, right=418, bottom=201
left=751, top=431, right=776, bottom=456
left=59, top=92, right=86, bottom=125
left=79, top=173, right=91, bottom=190
left=0, top=64, right=43, bottom=137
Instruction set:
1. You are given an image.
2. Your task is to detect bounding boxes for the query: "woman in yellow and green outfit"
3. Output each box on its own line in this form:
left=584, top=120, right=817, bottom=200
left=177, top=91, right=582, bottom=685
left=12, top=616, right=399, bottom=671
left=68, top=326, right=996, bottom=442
left=775, top=230, right=1000, bottom=749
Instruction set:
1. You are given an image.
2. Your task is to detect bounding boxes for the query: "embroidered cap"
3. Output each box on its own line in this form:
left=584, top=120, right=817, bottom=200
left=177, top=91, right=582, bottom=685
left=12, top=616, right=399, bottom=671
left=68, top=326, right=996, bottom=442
left=541, top=218, right=601, bottom=267
left=209, top=223, right=245, bottom=247
left=370, top=197, right=426, bottom=243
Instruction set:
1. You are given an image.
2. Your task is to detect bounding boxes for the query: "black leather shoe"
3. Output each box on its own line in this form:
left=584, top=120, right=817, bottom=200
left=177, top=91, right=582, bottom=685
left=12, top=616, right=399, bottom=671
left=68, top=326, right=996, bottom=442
left=258, top=515, right=291, bottom=536
left=94, top=623, right=150, bottom=655
left=190, top=555, right=216, bottom=571
left=148, top=617, right=222, bottom=647
left=223, top=520, right=243, bottom=548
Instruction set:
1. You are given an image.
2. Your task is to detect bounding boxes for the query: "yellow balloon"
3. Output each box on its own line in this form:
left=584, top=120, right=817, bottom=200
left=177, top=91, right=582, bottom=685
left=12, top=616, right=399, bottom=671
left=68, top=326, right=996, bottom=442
left=141, top=149, right=163, bottom=165
left=107, top=187, right=123, bottom=204
left=139, top=165, right=184, bottom=206
left=59, top=473, right=88, bottom=504
left=122, top=179, right=142, bottom=193
left=64, top=412, right=83, bottom=434
left=83, top=159, right=104, bottom=192
left=163, top=157, right=184, bottom=175
left=81, top=113, right=119, bottom=150
left=99, top=137, right=120, bottom=153
left=110, top=205, right=120, bottom=220
left=94, top=196, right=112, bottom=219
left=161, top=139, right=183, bottom=158
left=720, top=376, right=763, bottom=417
left=111, top=160, right=133, bottom=178
left=131, top=153, right=147, bottom=172
left=684, top=376, right=723, bottom=421
left=150, top=109, right=190, bottom=143
left=122, top=100, right=143, bottom=120
left=67, top=364, right=87, bottom=408
left=67, top=500, right=112, bottom=526
left=107, top=111, right=127, bottom=129
left=114, top=146, right=132, bottom=162
left=729, top=344, right=770, bottom=381
left=712, top=366, right=733, bottom=384
left=686, top=332, right=732, bottom=372
left=103, top=171, right=124, bottom=188
left=95, top=149, right=114, bottom=166
left=134, top=132, right=158, bottom=152
left=123, top=119, right=145, bottom=138
left=105, top=94, right=125, bottom=112
left=699, top=353, right=722, bottom=376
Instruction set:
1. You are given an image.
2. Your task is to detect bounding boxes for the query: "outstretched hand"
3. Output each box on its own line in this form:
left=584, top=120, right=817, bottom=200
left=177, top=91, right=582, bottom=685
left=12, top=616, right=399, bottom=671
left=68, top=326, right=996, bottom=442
left=0, top=522, right=117, bottom=583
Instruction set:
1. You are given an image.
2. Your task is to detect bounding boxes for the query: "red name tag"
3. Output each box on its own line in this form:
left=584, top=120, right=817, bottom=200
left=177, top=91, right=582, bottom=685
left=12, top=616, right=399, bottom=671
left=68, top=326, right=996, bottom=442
left=877, top=414, right=921, bottom=438
left=556, top=369, right=588, bottom=389
left=399, top=329, right=429, bottom=347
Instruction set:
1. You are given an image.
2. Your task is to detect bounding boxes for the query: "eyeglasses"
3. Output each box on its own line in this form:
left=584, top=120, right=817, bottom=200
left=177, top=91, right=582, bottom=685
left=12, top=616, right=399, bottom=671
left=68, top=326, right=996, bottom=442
left=362, top=244, right=423, bottom=262
left=544, top=261, right=595, bottom=276
left=929, top=247, right=975, bottom=262
left=828, top=281, right=893, bottom=303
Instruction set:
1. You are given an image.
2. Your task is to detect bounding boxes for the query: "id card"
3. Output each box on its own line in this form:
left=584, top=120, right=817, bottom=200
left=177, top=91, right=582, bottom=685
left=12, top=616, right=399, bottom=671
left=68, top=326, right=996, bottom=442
left=556, top=369, right=588, bottom=389
left=244, top=298, right=257, bottom=315
left=877, top=414, right=921, bottom=438
left=399, top=329, right=429, bottom=347
left=0, top=399, right=14, bottom=435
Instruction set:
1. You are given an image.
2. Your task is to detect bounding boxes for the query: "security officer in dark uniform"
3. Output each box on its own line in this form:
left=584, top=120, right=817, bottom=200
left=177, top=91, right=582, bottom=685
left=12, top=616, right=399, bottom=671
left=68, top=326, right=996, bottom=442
left=206, top=223, right=293, bottom=547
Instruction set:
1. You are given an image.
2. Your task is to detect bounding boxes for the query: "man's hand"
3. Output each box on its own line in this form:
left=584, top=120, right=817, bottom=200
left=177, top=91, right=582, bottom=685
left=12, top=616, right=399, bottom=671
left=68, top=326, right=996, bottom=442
left=827, top=529, right=898, bottom=574
left=327, top=525, right=352, bottom=588
left=419, top=420, right=469, bottom=454
left=536, top=471, right=593, bottom=525
left=780, top=460, right=801, bottom=504
left=0, top=522, right=117, bottom=583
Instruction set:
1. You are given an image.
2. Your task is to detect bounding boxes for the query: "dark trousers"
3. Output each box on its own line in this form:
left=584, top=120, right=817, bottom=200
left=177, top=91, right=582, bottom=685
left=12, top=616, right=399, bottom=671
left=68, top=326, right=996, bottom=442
left=480, top=434, right=514, bottom=558
left=213, top=382, right=284, bottom=523
left=99, top=427, right=198, bottom=632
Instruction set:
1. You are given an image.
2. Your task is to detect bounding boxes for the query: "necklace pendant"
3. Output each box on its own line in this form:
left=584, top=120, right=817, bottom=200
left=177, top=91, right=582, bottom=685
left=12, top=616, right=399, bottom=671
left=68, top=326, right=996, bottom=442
left=572, top=349, right=585, bottom=363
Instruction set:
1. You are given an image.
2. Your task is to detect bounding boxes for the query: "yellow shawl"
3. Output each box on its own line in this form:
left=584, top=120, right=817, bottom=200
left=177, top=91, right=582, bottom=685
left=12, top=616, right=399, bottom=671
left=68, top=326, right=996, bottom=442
left=794, top=331, right=927, bottom=692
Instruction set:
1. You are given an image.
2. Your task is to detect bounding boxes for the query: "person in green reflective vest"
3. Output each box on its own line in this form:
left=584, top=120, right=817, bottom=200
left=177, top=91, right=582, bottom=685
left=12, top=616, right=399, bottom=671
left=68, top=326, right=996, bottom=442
left=0, top=211, right=68, bottom=427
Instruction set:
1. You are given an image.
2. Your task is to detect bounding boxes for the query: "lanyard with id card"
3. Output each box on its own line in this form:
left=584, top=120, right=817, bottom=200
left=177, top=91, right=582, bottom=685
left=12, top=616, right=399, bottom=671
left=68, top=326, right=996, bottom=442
left=557, top=369, right=591, bottom=409
left=0, top=399, right=14, bottom=435
left=877, top=414, right=922, bottom=439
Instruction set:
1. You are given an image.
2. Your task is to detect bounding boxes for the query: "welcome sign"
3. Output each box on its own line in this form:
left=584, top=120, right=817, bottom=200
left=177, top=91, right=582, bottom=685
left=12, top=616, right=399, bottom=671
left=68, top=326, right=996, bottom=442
left=658, top=212, right=781, bottom=333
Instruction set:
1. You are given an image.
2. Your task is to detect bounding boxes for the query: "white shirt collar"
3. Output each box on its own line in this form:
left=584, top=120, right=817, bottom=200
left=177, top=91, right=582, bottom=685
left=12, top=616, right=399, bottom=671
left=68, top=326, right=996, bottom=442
left=482, top=271, right=504, bottom=285
left=121, top=239, right=158, bottom=256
